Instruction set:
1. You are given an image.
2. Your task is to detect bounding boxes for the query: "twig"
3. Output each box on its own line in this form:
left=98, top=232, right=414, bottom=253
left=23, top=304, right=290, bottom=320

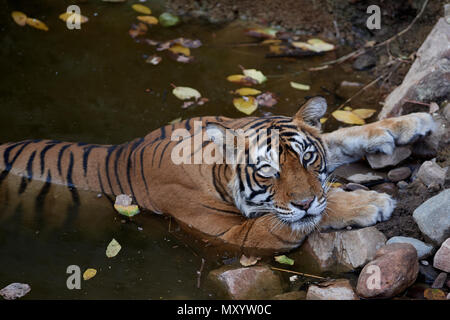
left=402, top=99, right=431, bottom=106
left=196, top=258, right=206, bottom=289
left=270, top=267, right=326, bottom=280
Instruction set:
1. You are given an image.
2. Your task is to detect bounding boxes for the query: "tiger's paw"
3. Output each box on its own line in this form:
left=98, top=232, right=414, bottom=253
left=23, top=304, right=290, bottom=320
left=350, top=190, right=396, bottom=227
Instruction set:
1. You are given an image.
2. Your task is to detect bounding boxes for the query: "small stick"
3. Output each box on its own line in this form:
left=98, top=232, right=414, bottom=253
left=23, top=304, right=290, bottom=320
left=270, top=267, right=326, bottom=280
left=197, top=258, right=206, bottom=289
left=402, top=99, right=431, bottom=106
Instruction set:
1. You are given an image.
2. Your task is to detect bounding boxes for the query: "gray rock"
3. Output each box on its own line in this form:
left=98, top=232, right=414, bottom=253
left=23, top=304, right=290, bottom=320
left=416, top=160, right=448, bottom=188
left=388, top=167, right=412, bottom=182
left=366, top=146, right=412, bottom=169
left=0, top=283, right=31, bottom=300
left=433, top=238, right=450, bottom=272
left=306, top=279, right=359, bottom=300
left=379, top=18, right=450, bottom=119
left=397, top=181, right=409, bottom=189
left=413, top=189, right=450, bottom=244
left=419, top=264, right=439, bottom=284
left=207, top=265, right=283, bottom=300
left=431, top=272, right=448, bottom=289
left=344, top=183, right=369, bottom=191
left=386, top=236, right=434, bottom=259
left=296, top=227, right=386, bottom=273
left=334, top=162, right=387, bottom=184
left=352, top=53, right=376, bottom=71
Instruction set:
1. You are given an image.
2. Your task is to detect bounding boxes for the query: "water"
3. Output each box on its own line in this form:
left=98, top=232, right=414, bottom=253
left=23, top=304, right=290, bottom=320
left=0, top=0, right=382, bottom=299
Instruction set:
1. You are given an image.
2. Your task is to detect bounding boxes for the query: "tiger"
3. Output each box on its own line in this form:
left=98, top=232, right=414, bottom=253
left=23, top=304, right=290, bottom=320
left=0, top=97, right=435, bottom=252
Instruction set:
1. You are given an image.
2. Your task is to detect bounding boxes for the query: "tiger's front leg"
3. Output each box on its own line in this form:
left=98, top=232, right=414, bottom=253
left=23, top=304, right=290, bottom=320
left=320, top=188, right=395, bottom=230
left=322, top=112, right=436, bottom=172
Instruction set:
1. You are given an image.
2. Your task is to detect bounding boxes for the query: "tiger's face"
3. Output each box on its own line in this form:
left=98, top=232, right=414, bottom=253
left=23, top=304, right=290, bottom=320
left=207, top=97, right=330, bottom=232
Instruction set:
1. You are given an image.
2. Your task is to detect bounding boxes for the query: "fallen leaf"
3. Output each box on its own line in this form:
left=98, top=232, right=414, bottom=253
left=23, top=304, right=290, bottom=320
left=343, top=106, right=353, bottom=111
left=83, top=268, right=97, bottom=280
left=332, top=110, right=365, bottom=125
left=260, top=39, right=282, bottom=45
left=290, top=81, right=310, bottom=91
left=240, top=255, right=260, bottom=267
left=132, top=4, right=151, bottom=15
left=424, top=288, right=446, bottom=300
left=172, top=86, right=201, bottom=100
left=145, top=55, right=162, bottom=65
left=114, top=204, right=140, bottom=217
left=159, top=12, right=180, bottom=27
left=351, top=108, right=376, bottom=119
left=172, top=53, right=194, bottom=63
left=291, top=39, right=335, bottom=53
left=168, top=44, right=190, bottom=56
left=429, top=102, right=439, bottom=114
left=227, top=74, right=258, bottom=86
left=274, top=255, right=294, bottom=265
left=11, top=11, right=27, bottom=26
left=137, top=15, right=158, bottom=25
left=320, top=117, right=328, bottom=124
left=59, top=12, right=89, bottom=24
left=106, top=239, right=121, bottom=258
left=234, top=88, right=261, bottom=96
left=243, top=69, right=267, bottom=84
left=26, top=18, right=49, bottom=31
left=0, top=283, right=31, bottom=300
left=233, top=97, right=258, bottom=115
left=256, top=92, right=278, bottom=107
left=328, top=182, right=343, bottom=188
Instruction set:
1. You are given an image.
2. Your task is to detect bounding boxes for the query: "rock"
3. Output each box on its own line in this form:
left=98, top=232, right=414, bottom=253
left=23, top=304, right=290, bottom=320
left=420, top=260, right=429, bottom=266
left=306, top=279, right=359, bottom=300
left=356, top=243, right=419, bottom=299
left=379, top=18, right=450, bottom=119
left=366, top=146, right=412, bottom=169
left=334, top=162, right=387, bottom=184
left=352, top=53, right=376, bottom=71
left=447, top=280, right=450, bottom=288
left=343, top=183, right=369, bottom=191
left=416, top=160, right=448, bottom=188
left=413, top=189, right=450, bottom=244
left=397, top=181, right=409, bottom=189
left=271, top=291, right=306, bottom=300
left=447, top=293, right=450, bottom=300
left=386, top=236, right=434, bottom=259
left=431, top=272, right=448, bottom=289
left=419, top=264, right=439, bottom=284
left=433, top=238, right=450, bottom=272
left=388, top=167, right=412, bottom=182
left=207, top=265, right=283, bottom=300
left=0, top=283, right=31, bottom=300
left=296, top=227, right=386, bottom=273
left=372, top=182, right=398, bottom=197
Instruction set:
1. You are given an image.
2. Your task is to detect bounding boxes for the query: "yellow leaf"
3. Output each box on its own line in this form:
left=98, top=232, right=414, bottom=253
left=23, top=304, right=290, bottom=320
left=243, top=69, right=267, bottom=84
left=274, top=255, right=294, bottom=265
left=320, top=117, right=327, bottom=124
left=291, top=41, right=314, bottom=51
left=137, top=15, right=158, bottom=25
left=227, top=74, right=245, bottom=83
left=114, top=204, right=140, bottom=217
left=269, top=45, right=283, bottom=54
left=12, top=11, right=27, bottom=26
left=307, top=38, right=335, bottom=52
left=351, top=109, right=376, bottom=119
left=132, top=4, right=151, bottom=14
left=332, top=110, right=365, bottom=125
left=83, top=268, right=97, bottom=280
left=327, top=182, right=342, bottom=188
left=106, top=239, right=121, bottom=258
left=343, top=106, right=353, bottom=111
left=260, top=39, right=282, bottom=45
left=233, top=97, right=258, bottom=115
left=168, top=44, right=190, bottom=56
left=26, top=18, right=49, bottom=31
left=172, top=86, right=201, bottom=100
left=290, top=82, right=310, bottom=91
left=59, top=12, right=89, bottom=24
left=234, top=88, right=261, bottom=96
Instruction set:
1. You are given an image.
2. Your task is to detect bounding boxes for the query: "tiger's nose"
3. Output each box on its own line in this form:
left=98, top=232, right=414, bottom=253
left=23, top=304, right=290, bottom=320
left=291, top=197, right=314, bottom=211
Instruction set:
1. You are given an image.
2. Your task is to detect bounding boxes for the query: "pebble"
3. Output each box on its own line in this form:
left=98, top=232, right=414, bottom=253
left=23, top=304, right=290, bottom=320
left=397, top=181, right=409, bottom=189
left=388, top=167, right=411, bottom=182
left=372, top=182, right=398, bottom=197
left=421, top=260, right=429, bottom=266
left=344, top=183, right=369, bottom=191
left=431, top=272, right=448, bottom=289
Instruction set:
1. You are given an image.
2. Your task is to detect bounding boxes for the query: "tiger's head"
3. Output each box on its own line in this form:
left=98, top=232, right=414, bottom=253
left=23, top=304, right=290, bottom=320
left=206, top=97, right=330, bottom=233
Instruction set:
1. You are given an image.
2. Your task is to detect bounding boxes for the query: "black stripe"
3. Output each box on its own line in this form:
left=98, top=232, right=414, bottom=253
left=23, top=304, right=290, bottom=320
left=82, top=145, right=100, bottom=177
left=40, top=142, right=58, bottom=175
left=158, top=141, right=172, bottom=168
left=18, top=177, right=27, bottom=194
left=26, top=151, right=36, bottom=181
left=113, top=145, right=125, bottom=194
left=57, top=144, right=71, bottom=176
left=200, top=204, right=240, bottom=215
left=67, top=152, right=80, bottom=205
left=105, top=145, right=118, bottom=195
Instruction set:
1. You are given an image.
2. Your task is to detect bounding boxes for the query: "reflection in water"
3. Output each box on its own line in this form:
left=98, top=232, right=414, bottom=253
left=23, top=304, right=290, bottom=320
left=0, top=0, right=381, bottom=299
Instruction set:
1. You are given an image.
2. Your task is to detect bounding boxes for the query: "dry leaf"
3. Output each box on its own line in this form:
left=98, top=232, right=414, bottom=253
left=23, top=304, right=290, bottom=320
left=11, top=11, right=27, bottom=26
left=290, top=82, right=310, bottom=91
left=137, top=15, right=158, bottom=25
left=233, top=97, right=258, bottom=115
left=424, top=288, right=446, bottom=300
left=83, top=268, right=97, bottom=280
left=234, top=88, right=261, bottom=96
left=343, top=106, right=353, bottom=111
left=243, top=69, right=267, bottom=84
left=26, top=18, right=49, bottom=31
left=132, top=4, right=151, bottom=15
left=351, top=109, right=376, bottom=119
left=226, top=74, right=258, bottom=86
left=274, top=255, right=294, bottom=265
left=172, top=86, right=201, bottom=100
left=239, top=255, right=260, bottom=267
left=59, top=12, right=89, bottom=24
left=106, top=239, right=121, bottom=258
left=168, top=44, right=190, bottom=56
left=332, top=110, right=365, bottom=125
left=320, top=117, right=328, bottom=124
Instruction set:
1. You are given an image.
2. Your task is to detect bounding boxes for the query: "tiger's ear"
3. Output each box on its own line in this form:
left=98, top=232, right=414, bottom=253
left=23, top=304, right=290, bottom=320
left=293, top=96, right=327, bottom=128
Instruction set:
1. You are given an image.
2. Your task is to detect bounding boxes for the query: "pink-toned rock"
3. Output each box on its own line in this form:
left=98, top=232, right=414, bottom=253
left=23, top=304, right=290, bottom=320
left=433, top=238, right=450, bottom=272
left=366, top=146, right=411, bottom=169
left=0, top=283, right=31, bottom=300
left=356, top=243, right=419, bottom=299
left=306, top=279, right=359, bottom=300
left=207, top=265, right=283, bottom=300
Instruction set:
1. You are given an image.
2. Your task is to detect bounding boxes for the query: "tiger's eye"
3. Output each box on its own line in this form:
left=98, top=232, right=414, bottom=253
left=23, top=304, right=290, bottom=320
left=303, top=152, right=312, bottom=161
left=258, top=165, right=277, bottom=177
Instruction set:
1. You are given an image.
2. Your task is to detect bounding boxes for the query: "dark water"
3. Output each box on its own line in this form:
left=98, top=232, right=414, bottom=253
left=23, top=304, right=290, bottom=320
left=0, top=0, right=381, bottom=299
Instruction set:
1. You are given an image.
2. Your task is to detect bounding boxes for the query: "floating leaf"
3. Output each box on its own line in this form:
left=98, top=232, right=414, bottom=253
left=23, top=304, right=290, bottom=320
left=233, top=97, right=258, bottom=115
left=351, top=109, right=376, bottom=119
left=168, top=44, right=190, bottom=56
left=290, top=82, right=310, bottom=91
left=240, top=255, right=260, bottom=267
left=106, top=239, right=121, bottom=258
left=145, top=55, right=162, bottom=65
left=332, top=110, right=365, bottom=125
left=114, top=204, right=140, bottom=217
left=320, top=117, right=328, bottom=124
left=343, top=106, right=353, bottom=111
left=424, top=288, right=446, bottom=300
left=159, top=12, right=180, bottom=27
left=132, top=4, right=151, bottom=14
left=137, top=15, right=158, bottom=25
left=274, top=255, right=294, bottom=265
left=26, top=18, right=48, bottom=31
left=11, top=11, right=27, bottom=26
left=172, top=86, right=201, bottom=100
left=307, top=38, right=335, bottom=52
left=234, top=88, right=261, bottom=96
left=226, top=74, right=258, bottom=86
left=243, top=69, right=267, bottom=84
left=83, top=268, right=97, bottom=280
left=59, top=12, right=89, bottom=24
